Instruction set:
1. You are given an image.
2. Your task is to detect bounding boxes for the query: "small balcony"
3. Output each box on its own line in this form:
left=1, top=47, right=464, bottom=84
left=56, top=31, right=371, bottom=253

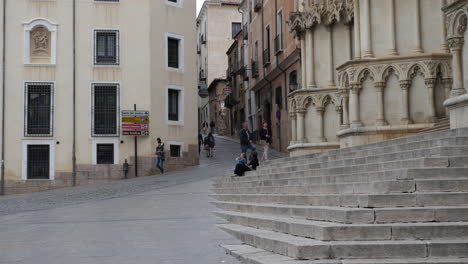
left=263, top=47, right=270, bottom=67
left=274, top=34, right=283, bottom=55
left=254, top=0, right=261, bottom=12
left=251, top=60, right=259, bottom=78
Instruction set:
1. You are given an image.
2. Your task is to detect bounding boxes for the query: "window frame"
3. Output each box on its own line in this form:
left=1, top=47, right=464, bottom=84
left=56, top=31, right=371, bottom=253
left=90, top=82, right=121, bottom=137
left=92, top=138, right=120, bottom=165
left=166, top=85, right=184, bottom=126
left=22, top=140, right=55, bottom=180
left=93, top=28, right=120, bottom=66
left=165, top=0, right=183, bottom=8
left=165, top=33, right=185, bottom=72
left=23, top=18, right=57, bottom=65
left=24, top=81, right=55, bottom=138
left=167, top=141, right=184, bottom=158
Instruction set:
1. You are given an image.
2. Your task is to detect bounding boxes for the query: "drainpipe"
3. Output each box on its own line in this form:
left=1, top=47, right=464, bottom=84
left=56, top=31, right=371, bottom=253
left=0, top=0, right=6, bottom=195
left=72, top=0, right=77, bottom=187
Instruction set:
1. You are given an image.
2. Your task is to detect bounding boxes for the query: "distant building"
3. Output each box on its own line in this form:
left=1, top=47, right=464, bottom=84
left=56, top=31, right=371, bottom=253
left=197, top=0, right=242, bottom=133
left=0, top=0, right=198, bottom=195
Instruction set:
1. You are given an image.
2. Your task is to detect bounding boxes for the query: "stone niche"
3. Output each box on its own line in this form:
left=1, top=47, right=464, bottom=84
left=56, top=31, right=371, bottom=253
left=30, top=26, right=52, bottom=64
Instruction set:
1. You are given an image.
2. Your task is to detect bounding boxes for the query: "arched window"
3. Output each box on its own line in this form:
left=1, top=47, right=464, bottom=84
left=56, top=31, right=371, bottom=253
left=24, top=18, right=57, bottom=65
left=289, top=71, right=298, bottom=91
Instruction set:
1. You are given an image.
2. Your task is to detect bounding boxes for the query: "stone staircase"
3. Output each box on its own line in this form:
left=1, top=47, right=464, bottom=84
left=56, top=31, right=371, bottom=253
left=211, top=128, right=468, bottom=264
left=418, top=117, right=451, bottom=134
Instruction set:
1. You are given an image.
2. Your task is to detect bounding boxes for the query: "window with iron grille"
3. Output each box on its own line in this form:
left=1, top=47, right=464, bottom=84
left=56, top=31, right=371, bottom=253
left=94, top=30, right=119, bottom=65
left=168, top=89, right=179, bottom=121
left=27, top=145, right=50, bottom=179
left=168, top=37, right=180, bottom=69
left=25, top=82, right=54, bottom=137
left=91, top=83, right=119, bottom=137
left=97, top=144, right=114, bottom=164
left=170, top=145, right=181, bottom=157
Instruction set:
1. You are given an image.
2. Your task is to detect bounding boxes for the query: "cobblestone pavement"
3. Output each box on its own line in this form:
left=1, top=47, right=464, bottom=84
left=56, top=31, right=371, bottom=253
left=0, top=137, right=285, bottom=264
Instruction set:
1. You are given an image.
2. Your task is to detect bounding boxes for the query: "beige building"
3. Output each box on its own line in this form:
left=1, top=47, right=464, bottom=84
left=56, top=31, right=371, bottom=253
left=197, top=0, right=242, bottom=131
left=0, top=0, right=198, bottom=195
left=287, top=0, right=457, bottom=156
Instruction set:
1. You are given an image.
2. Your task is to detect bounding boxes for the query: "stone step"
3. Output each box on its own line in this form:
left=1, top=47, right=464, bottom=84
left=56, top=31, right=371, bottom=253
left=213, top=179, right=468, bottom=195
left=215, top=211, right=468, bottom=241
left=212, top=202, right=468, bottom=224
left=222, top=244, right=468, bottom=264
left=260, top=136, right=468, bottom=171
left=252, top=152, right=468, bottom=178
left=261, top=128, right=468, bottom=168
left=233, top=153, right=468, bottom=185
left=213, top=168, right=468, bottom=189
left=212, top=192, right=468, bottom=208
left=218, top=224, right=468, bottom=260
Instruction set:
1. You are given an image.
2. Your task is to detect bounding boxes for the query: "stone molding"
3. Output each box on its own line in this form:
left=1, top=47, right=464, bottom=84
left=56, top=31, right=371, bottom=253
left=337, top=124, right=433, bottom=138
left=288, top=0, right=354, bottom=37
left=444, top=93, right=468, bottom=108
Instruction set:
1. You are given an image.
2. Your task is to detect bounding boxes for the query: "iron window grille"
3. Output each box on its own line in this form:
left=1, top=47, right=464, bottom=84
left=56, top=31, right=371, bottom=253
left=168, top=89, right=180, bottom=121
left=91, top=83, right=120, bottom=137
left=168, top=37, right=180, bottom=69
left=170, top=145, right=181, bottom=157
left=97, top=144, right=114, bottom=164
left=94, top=29, right=119, bottom=65
left=24, top=82, right=54, bottom=137
left=27, top=144, right=50, bottom=179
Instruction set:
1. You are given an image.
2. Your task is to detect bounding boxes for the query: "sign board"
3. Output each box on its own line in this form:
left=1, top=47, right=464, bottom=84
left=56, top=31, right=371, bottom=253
left=223, top=87, right=232, bottom=95
left=122, top=116, right=149, bottom=124
left=122, top=110, right=150, bottom=117
left=121, top=110, right=150, bottom=136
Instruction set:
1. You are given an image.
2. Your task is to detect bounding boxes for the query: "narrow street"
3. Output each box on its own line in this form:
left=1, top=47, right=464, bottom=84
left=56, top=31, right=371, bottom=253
left=0, top=137, right=283, bottom=264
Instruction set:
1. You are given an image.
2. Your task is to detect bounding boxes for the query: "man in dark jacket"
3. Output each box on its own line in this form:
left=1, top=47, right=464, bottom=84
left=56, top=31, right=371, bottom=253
left=239, top=122, right=256, bottom=156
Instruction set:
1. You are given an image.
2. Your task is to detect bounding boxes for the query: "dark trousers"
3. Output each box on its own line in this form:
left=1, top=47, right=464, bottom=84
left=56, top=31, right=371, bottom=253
left=156, top=157, right=164, bottom=174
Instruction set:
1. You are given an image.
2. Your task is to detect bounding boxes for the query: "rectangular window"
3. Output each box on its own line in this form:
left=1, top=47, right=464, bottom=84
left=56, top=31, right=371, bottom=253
left=27, top=145, right=50, bottom=179
left=92, top=83, right=119, bottom=136
left=170, top=145, right=181, bottom=157
left=25, top=82, right=54, bottom=137
left=232, top=22, right=241, bottom=38
left=168, top=89, right=179, bottom=121
left=275, top=87, right=283, bottom=109
left=165, top=0, right=183, bottom=7
left=97, top=144, right=114, bottom=164
left=94, top=30, right=119, bottom=65
left=168, top=37, right=180, bottom=69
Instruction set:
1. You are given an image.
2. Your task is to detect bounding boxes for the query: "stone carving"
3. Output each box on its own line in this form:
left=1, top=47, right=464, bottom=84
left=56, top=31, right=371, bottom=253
left=448, top=37, right=465, bottom=50
left=31, top=26, right=50, bottom=56
left=457, top=13, right=467, bottom=34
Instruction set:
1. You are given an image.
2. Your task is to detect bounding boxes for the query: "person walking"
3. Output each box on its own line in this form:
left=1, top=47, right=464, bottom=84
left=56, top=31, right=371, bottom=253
left=202, top=121, right=208, bottom=135
left=259, top=121, right=272, bottom=162
left=155, top=138, right=165, bottom=174
left=240, top=122, right=256, bottom=158
left=204, top=132, right=215, bottom=157
left=210, top=120, right=216, bottom=134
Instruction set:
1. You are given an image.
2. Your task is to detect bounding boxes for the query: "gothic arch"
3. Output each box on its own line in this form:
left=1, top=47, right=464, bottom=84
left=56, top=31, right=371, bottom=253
left=406, top=63, right=428, bottom=81
left=381, top=65, right=401, bottom=83
left=448, top=10, right=468, bottom=37
left=356, top=68, right=376, bottom=84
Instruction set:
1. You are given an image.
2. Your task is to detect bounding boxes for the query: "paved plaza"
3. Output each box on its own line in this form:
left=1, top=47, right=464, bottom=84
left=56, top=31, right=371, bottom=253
left=0, top=137, right=282, bottom=264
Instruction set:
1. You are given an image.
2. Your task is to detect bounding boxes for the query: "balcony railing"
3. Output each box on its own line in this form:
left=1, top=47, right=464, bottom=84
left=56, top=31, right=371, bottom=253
left=274, top=34, right=283, bottom=55
left=243, top=24, right=248, bottom=40
left=263, top=47, right=270, bottom=67
left=254, top=0, right=261, bottom=12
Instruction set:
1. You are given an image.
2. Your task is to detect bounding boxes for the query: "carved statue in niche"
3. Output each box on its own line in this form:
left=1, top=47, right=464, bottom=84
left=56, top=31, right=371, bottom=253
left=30, top=26, right=51, bottom=60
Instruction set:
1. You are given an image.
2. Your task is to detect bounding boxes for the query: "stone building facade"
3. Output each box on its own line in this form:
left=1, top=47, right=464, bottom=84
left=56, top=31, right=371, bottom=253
left=197, top=0, right=242, bottom=132
left=208, top=78, right=231, bottom=136
left=0, top=0, right=198, bottom=195
left=287, top=0, right=455, bottom=156
left=243, top=0, right=301, bottom=152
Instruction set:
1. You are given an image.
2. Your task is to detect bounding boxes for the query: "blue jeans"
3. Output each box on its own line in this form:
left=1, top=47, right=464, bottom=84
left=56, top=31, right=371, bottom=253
left=241, top=144, right=256, bottom=154
left=156, top=157, right=164, bottom=174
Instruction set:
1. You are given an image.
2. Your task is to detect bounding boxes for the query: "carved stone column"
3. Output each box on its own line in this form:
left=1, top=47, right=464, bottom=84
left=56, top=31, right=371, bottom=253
left=374, top=82, right=388, bottom=126
left=353, top=0, right=362, bottom=59
left=448, top=37, right=466, bottom=97
left=296, top=109, right=307, bottom=143
left=290, top=112, right=297, bottom=144
left=301, top=34, right=307, bottom=89
left=362, top=0, right=374, bottom=58
left=327, top=25, right=335, bottom=87
left=425, top=78, right=437, bottom=123
left=388, top=0, right=398, bottom=55
left=443, top=78, right=453, bottom=102
left=441, top=0, right=450, bottom=53
left=342, top=91, right=350, bottom=129
left=399, top=80, right=413, bottom=124
left=316, top=107, right=327, bottom=142
left=336, top=106, right=343, bottom=129
left=306, top=29, right=316, bottom=88
left=350, top=84, right=363, bottom=127
left=414, top=0, right=424, bottom=53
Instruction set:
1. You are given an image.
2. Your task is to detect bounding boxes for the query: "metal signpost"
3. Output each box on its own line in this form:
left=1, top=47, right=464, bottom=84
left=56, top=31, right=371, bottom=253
left=121, top=106, right=150, bottom=178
